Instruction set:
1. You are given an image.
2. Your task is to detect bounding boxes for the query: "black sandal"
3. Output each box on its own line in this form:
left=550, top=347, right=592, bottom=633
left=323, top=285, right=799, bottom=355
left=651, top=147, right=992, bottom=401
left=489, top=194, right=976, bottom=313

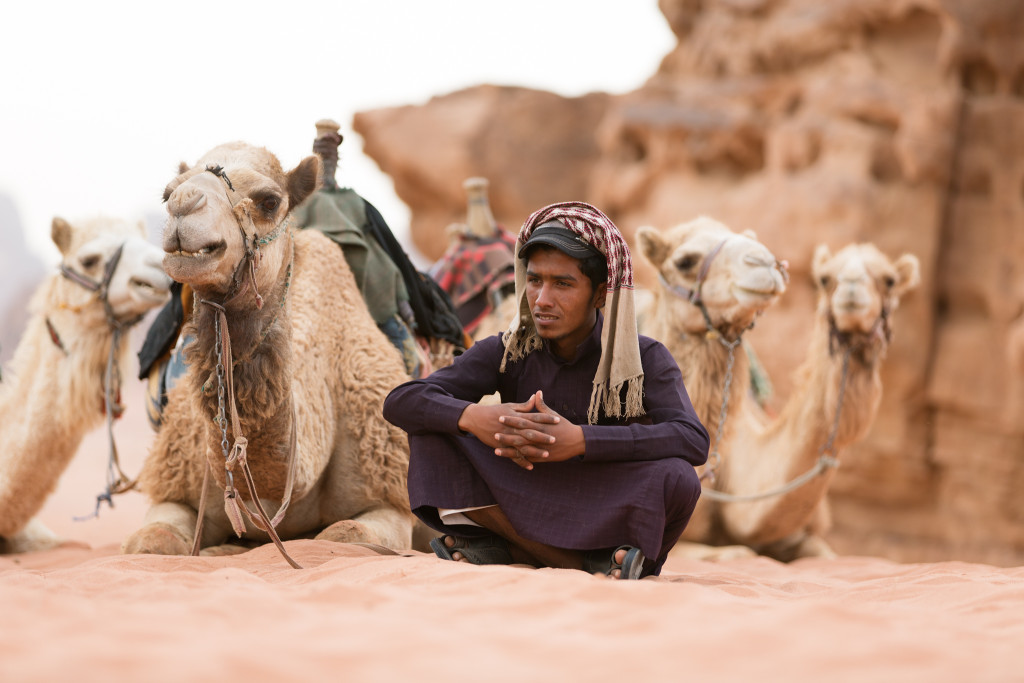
left=582, top=545, right=645, bottom=580
left=429, top=534, right=514, bottom=565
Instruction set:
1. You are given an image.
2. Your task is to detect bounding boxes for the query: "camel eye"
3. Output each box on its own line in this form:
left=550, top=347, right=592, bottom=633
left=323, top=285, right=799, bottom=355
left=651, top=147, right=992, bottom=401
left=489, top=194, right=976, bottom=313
left=80, top=255, right=101, bottom=270
left=675, top=254, right=699, bottom=271
left=819, top=275, right=832, bottom=288
left=883, top=275, right=896, bottom=289
left=259, top=196, right=281, bottom=213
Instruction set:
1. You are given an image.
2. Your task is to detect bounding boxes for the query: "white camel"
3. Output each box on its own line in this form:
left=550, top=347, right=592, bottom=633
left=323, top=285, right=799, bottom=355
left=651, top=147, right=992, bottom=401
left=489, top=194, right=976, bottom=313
left=0, top=216, right=171, bottom=553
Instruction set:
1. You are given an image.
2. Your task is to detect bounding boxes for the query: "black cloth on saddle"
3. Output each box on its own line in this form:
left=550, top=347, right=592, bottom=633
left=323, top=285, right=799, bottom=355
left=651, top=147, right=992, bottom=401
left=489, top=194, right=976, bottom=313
left=361, top=198, right=465, bottom=350
left=137, top=281, right=184, bottom=380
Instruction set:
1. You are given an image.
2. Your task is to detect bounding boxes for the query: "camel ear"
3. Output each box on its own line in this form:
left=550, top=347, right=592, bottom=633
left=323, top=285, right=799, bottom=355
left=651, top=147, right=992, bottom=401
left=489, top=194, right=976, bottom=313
left=178, top=161, right=190, bottom=174
left=635, top=226, right=667, bottom=267
left=811, top=244, right=832, bottom=287
left=286, top=155, right=322, bottom=210
left=51, top=217, right=73, bottom=255
left=741, top=228, right=758, bottom=241
left=892, top=253, right=920, bottom=296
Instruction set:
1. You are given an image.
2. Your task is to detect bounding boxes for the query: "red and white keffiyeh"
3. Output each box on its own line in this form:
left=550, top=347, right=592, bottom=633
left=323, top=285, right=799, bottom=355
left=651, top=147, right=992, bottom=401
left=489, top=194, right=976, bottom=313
left=501, top=201, right=644, bottom=423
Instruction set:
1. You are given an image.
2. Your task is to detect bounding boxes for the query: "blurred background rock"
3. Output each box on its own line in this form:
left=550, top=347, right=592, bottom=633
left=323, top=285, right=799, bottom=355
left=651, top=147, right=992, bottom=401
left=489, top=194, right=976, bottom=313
left=354, top=0, right=1024, bottom=565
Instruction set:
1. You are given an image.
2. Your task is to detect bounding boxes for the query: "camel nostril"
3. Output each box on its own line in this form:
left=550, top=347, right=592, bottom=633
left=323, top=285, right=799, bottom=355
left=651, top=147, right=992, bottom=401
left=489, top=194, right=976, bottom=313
left=168, top=189, right=207, bottom=218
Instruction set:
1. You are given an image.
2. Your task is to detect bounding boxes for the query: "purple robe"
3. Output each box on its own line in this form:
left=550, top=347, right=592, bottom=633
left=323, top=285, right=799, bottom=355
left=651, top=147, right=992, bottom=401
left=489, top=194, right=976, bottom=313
left=383, top=315, right=709, bottom=576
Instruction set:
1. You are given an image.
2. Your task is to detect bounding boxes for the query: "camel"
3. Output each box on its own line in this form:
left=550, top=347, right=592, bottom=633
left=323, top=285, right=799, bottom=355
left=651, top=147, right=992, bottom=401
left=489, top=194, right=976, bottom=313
left=0, top=216, right=171, bottom=553
left=122, top=142, right=415, bottom=561
left=637, top=217, right=919, bottom=561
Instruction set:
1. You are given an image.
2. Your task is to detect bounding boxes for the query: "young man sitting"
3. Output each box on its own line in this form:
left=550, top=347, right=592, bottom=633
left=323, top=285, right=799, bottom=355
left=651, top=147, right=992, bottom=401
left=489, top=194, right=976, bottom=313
left=383, top=202, right=708, bottom=578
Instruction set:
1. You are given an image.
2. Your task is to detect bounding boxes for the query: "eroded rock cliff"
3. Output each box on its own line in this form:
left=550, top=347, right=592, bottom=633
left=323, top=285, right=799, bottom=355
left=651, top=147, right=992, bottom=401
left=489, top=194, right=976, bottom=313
left=354, top=0, right=1024, bottom=565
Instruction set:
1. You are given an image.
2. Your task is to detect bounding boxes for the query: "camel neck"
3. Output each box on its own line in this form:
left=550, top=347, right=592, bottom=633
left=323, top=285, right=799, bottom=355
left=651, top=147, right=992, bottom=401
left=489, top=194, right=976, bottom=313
left=189, top=245, right=296, bottom=488
left=676, top=331, right=751, bottom=441
left=768, top=308, right=886, bottom=471
left=0, top=298, right=125, bottom=538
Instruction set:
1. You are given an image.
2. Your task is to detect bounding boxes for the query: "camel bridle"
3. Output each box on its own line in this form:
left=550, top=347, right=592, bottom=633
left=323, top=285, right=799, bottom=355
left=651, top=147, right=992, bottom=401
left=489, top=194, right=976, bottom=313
left=49, top=242, right=145, bottom=520
left=203, top=164, right=290, bottom=310
left=658, top=238, right=731, bottom=340
left=190, top=164, right=302, bottom=569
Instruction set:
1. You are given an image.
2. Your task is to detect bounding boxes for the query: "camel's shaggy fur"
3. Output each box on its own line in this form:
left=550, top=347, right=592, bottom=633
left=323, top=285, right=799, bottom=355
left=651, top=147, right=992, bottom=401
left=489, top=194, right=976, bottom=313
left=637, top=217, right=919, bottom=561
left=0, top=216, right=170, bottom=553
left=122, top=142, right=415, bottom=556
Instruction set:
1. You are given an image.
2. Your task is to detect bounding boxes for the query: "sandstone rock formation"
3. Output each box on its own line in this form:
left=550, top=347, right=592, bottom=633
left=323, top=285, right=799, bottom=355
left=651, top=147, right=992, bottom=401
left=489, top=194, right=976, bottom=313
left=354, top=0, right=1024, bottom=566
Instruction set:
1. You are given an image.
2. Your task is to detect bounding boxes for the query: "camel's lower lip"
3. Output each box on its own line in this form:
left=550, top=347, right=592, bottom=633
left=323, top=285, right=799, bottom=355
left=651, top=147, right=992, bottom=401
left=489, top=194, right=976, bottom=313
left=733, top=286, right=781, bottom=305
left=164, top=241, right=226, bottom=259
left=162, top=251, right=226, bottom=284
left=734, top=286, right=777, bottom=297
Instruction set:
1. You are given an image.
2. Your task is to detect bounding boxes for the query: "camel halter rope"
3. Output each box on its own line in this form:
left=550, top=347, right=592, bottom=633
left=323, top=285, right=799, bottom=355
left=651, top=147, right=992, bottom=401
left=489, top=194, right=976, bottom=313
left=52, top=243, right=145, bottom=519
left=190, top=164, right=302, bottom=568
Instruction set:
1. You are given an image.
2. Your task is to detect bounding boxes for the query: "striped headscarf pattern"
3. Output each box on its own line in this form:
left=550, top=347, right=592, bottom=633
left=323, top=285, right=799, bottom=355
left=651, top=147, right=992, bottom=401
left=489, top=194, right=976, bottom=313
left=501, top=201, right=645, bottom=423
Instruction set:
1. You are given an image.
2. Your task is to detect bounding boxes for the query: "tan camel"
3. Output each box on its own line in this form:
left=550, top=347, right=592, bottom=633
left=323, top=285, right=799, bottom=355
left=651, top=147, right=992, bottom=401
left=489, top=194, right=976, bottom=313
left=122, top=142, right=415, bottom=560
left=0, top=216, right=171, bottom=553
left=637, top=219, right=919, bottom=561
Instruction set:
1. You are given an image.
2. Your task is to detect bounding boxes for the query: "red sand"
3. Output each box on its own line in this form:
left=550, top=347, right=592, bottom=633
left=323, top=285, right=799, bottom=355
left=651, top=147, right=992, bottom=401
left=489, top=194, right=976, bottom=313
left=4, top=383, right=1022, bottom=682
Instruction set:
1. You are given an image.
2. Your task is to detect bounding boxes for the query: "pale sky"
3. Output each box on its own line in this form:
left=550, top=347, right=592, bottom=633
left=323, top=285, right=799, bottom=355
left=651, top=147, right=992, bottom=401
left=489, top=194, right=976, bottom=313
left=0, top=0, right=674, bottom=266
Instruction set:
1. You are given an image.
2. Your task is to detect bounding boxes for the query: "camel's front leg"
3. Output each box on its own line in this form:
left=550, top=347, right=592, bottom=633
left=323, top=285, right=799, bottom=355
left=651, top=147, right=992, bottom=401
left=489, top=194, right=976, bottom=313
left=122, top=502, right=200, bottom=556
left=315, top=506, right=415, bottom=550
left=0, top=518, right=66, bottom=554
left=669, top=540, right=758, bottom=562
left=787, top=533, right=838, bottom=560
left=756, top=531, right=838, bottom=562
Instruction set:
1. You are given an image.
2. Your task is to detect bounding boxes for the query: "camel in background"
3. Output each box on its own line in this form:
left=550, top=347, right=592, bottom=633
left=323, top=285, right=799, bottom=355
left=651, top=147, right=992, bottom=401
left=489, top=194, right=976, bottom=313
left=637, top=217, right=918, bottom=561
left=0, top=216, right=170, bottom=553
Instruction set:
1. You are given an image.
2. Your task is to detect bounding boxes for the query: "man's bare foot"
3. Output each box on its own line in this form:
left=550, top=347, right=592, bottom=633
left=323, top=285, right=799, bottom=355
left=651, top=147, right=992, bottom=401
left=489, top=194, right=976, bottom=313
left=443, top=535, right=538, bottom=566
left=444, top=535, right=472, bottom=563
left=581, top=545, right=645, bottom=580
left=594, top=547, right=628, bottom=579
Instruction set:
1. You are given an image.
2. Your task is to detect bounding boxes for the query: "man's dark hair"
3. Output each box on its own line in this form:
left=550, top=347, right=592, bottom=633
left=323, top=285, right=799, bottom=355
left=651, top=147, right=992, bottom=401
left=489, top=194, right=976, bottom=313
left=578, top=253, right=608, bottom=291
left=523, top=244, right=608, bottom=292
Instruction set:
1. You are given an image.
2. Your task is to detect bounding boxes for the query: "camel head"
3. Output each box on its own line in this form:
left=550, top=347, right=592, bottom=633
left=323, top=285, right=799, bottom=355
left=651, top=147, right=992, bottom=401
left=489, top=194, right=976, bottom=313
left=812, top=243, right=920, bottom=338
left=50, top=216, right=171, bottom=324
left=637, top=216, right=788, bottom=338
left=160, top=142, right=320, bottom=297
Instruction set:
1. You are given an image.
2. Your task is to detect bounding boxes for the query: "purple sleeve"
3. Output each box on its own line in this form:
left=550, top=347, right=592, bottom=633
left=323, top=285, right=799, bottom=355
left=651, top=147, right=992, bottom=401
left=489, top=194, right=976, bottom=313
left=382, top=335, right=505, bottom=436
left=579, top=340, right=709, bottom=466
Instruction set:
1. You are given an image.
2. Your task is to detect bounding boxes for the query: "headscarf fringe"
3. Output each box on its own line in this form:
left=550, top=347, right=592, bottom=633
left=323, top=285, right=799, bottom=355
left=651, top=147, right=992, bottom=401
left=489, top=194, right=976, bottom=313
left=588, top=376, right=645, bottom=424
left=500, top=326, right=541, bottom=371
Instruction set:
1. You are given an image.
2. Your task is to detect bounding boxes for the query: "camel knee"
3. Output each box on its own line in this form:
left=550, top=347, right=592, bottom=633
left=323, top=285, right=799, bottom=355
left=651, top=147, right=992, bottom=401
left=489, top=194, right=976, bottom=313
left=316, top=508, right=414, bottom=550
left=0, top=518, right=63, bottom=554
left=122, top=502, right=198, bottom=556
left=356, top=507, right=414, bottom=550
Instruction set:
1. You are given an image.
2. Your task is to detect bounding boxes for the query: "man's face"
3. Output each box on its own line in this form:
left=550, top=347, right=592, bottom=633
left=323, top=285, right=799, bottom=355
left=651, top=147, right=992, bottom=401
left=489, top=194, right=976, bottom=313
left=525, top=247, right=606, bottom=359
